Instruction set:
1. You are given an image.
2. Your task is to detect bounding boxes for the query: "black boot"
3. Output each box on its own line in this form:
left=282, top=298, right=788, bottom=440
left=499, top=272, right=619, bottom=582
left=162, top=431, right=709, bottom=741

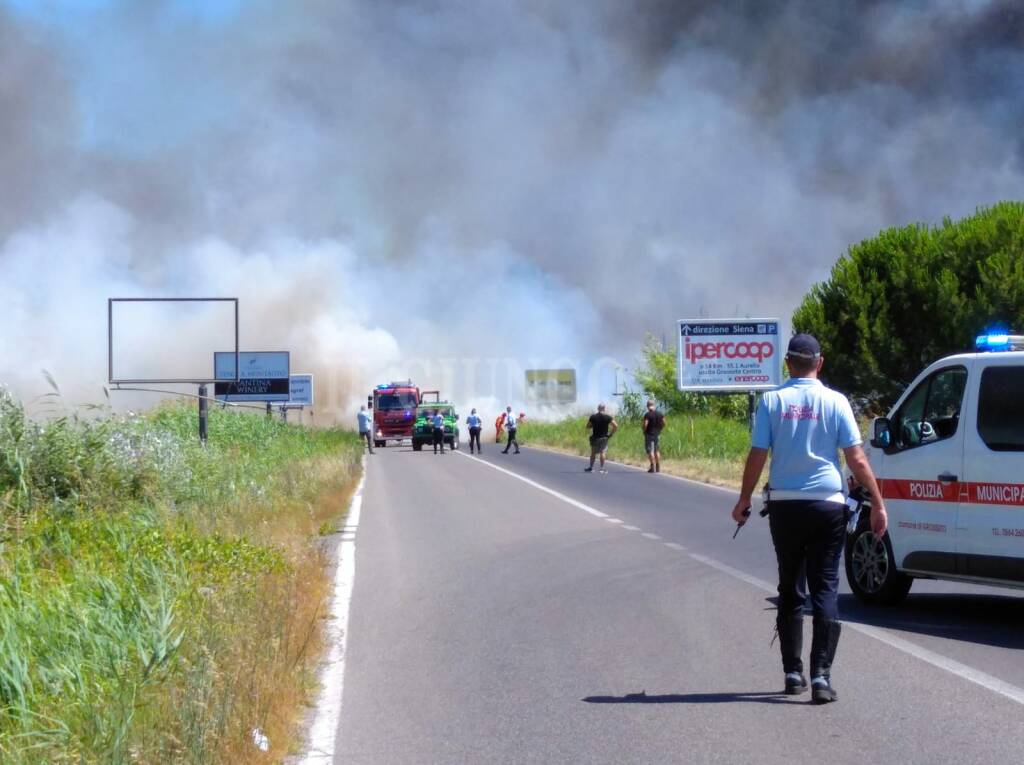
left=810, top=618, right=842, bottom=703
left=776, top=612, right=807, bottom=694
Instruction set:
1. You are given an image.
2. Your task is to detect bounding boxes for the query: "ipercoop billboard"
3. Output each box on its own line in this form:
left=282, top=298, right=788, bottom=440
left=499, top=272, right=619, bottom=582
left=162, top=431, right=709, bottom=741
left=677, top=319, right=781, bottom=392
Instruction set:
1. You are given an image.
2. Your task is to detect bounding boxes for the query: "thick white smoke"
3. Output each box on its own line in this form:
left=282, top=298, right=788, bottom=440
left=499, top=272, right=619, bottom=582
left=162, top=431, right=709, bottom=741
left=1, top=1, right=1022, bottom=420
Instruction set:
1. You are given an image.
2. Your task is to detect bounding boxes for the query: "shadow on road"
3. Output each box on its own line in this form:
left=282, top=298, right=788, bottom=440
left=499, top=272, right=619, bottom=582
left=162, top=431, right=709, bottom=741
left=583, top=690, right=801, bottom=705
left=837, top=592, right=1024, bottom=650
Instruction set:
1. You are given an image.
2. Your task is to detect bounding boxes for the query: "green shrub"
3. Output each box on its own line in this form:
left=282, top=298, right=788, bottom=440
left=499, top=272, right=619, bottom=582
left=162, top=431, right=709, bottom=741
left=0, top=394, right=362, bottom=763
left=793, top=201, right=1024, bottom=410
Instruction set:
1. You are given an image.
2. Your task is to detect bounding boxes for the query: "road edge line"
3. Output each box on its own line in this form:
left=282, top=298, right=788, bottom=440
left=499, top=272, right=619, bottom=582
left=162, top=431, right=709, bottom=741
left=297, top=456, right=367, bottom=763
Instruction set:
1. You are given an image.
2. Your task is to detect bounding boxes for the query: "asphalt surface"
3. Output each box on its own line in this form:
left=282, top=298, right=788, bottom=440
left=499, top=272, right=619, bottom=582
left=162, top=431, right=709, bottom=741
left=334, top=442, right=1024, bottom=764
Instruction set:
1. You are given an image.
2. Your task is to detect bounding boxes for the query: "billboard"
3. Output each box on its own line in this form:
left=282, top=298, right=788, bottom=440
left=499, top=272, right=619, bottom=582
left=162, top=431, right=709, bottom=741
left=525, top=369, right=577, bottom=403
left=214, top=351, right=291, bottom=401
left=677, top=319, right=781, bottom=392
left=289, top=374, right=314, bottom=406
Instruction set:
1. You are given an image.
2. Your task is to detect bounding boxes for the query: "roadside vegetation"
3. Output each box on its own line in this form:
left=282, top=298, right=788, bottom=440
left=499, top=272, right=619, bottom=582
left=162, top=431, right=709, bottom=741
left=521, top=414, right=749, bottom=488
left=515, top=334, right=751, bottom=486
left=0, top=390, right=362, bottom=764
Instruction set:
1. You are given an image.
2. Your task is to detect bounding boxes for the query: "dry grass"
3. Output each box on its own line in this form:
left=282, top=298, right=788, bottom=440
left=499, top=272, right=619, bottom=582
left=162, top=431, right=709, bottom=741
left=0, top=397, right=364, bottom=764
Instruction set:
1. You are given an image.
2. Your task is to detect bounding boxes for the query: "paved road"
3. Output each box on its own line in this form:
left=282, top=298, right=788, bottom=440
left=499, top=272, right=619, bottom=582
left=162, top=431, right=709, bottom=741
left=335, top=444, right=1024, bottom=764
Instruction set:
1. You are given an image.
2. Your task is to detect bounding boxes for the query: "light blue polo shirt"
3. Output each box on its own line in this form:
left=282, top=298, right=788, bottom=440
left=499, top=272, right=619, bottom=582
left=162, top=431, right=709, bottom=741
left=357, top=410, right=372, bottom=433
left=752, top=377, right=861, bottom=497
left=466, top=414, right=482, bottom=429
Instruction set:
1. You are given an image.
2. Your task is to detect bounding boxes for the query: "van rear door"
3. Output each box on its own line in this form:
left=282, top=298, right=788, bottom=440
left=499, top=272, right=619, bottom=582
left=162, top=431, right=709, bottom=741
left=958, top=359, right=1024, bottom=584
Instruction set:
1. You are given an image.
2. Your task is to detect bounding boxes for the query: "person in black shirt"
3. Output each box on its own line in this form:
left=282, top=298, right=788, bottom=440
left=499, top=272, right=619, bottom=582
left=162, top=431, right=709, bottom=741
left=584, top=403, right=618, bottom=473
left=642, top=400, right=667, bottom=473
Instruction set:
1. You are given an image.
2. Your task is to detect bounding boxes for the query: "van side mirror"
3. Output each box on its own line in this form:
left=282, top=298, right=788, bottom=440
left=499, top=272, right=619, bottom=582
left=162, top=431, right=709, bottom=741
left=871, top=417, right=892, bottom=450
left=455, top=414, right=460, bottom=421
left=366, top=395, right=373, bottom=409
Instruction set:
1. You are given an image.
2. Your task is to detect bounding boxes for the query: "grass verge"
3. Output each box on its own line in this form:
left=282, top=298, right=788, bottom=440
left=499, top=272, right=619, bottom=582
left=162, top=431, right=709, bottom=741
left=0, top=391, right=363, bottom=763
left=518, top=414, right=749, bottom=489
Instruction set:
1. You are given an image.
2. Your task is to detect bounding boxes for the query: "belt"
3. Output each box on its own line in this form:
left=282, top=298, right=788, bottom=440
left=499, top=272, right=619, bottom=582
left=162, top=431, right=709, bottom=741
left=769, top=490, right=846, bottom=504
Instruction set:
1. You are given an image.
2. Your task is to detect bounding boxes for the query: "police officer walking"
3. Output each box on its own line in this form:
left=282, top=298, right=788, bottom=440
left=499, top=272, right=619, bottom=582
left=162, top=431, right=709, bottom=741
left=357, top=405, right=374, bottom=454
left=466, top=408, right=483, bottom=454
left=431, top=409, right=446, bottom=455
left=731, top=333, right=888, bottom=703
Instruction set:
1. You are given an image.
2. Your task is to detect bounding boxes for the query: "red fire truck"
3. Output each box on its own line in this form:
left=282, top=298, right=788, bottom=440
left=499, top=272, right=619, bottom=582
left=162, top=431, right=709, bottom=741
left=367, top=381, right=423, bottom=448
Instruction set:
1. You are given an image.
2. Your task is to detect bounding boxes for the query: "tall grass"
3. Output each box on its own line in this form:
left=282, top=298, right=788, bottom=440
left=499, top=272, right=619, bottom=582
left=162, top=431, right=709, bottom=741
left=520, top=414, right=750, bottom=487
left=0, top=388, right=362, bottom=763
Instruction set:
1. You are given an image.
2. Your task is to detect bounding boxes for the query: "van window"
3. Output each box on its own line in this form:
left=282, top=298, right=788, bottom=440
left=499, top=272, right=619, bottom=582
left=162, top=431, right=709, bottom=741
left=978, top=367, right=1024, bottom=452
left=892, top=366, right=967, bottom=449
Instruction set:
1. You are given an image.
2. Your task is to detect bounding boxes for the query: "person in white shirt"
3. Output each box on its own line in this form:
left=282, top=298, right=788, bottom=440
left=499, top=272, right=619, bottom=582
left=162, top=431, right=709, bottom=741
left=357, top=405, right=374, bottom=454
left=501, top=406, right=521, bottom=454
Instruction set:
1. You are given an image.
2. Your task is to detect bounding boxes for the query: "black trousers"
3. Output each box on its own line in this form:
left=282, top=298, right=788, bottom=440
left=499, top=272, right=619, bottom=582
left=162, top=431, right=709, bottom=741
left=503, top=428, right=519, bottom=452
left=768, top=500, right=847, bottom=621
left=360, top=431, right=374, bottom=453
left=469, top=427, right=482, bottom=452
left=432, top=427, right=445, bottom=453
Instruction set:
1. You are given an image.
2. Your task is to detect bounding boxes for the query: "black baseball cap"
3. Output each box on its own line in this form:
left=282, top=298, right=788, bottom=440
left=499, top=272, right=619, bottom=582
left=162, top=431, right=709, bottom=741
left=786, top=333, right=821, bottom=360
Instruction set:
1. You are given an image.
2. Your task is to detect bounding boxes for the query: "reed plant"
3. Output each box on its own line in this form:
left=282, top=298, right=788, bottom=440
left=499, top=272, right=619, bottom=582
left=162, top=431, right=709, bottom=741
left=0, top=388, right=362, bottom=763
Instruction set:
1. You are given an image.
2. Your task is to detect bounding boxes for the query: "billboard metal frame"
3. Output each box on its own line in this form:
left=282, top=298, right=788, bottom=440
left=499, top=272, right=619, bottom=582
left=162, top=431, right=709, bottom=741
left=108, top=297, right=239, bottom=385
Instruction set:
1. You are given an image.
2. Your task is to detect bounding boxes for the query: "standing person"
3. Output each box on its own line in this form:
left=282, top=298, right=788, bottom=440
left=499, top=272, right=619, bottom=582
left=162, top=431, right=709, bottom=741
left=730, top=334, right=888, bottom=703
left=584, top=403, right=617, bottom=473
left=501, top=406, right=521, bottom=454
left=495, top=412, right=506, bottom=443
left=642, top=399, right=666, bottom=473
left=431, top=409, right=446, bottom=455
left=357, top=405, right=374, bottom=454
left=466, top=408, right=483, bottom=454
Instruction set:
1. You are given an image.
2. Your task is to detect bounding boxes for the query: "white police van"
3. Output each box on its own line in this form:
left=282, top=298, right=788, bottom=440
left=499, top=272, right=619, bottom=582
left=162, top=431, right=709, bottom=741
left=846, top=333, right=1024, bottom=604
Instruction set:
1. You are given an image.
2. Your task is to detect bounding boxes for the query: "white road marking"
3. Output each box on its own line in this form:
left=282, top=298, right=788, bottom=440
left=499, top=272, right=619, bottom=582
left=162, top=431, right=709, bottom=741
left=641, top=532, right=662, bottom=540
left=298, top=457, right=367, bottom=763
left=664, top=542, right=687, bottom=551
left=527, top=444, right=736, bottom=495
left=622, top=525, right=641, bottom=531
left=456, top=452, right=608, bottom=518
left=459, top=451, right=1024, bottom=708
left=604, top=518, right=624, bottom=524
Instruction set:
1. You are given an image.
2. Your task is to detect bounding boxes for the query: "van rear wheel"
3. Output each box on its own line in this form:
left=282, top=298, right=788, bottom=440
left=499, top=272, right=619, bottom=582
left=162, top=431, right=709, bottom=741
left=845, top=511, right=913, bottom=605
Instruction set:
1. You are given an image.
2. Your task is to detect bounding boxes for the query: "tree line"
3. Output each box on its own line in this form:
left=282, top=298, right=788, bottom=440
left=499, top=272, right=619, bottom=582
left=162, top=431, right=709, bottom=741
left=632, top=202, right=1024, bottom=417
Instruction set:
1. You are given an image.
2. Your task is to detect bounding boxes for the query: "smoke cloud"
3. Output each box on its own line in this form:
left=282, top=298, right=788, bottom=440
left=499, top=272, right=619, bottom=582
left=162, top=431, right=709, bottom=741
left=1, top=0, right=1021, bottom=420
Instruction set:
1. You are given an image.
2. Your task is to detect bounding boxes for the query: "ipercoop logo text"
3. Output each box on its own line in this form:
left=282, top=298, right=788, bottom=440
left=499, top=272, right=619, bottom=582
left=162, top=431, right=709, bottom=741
left=683, top=338, right=775, bottom=363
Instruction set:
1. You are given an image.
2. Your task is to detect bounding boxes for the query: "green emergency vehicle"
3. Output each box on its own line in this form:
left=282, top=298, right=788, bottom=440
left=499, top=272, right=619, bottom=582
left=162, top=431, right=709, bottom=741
left=411, top=402, right=460, bottom=451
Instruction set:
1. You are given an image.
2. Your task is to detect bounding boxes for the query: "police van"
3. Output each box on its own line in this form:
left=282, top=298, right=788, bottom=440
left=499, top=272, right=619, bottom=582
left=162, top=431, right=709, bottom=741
left=846, top=333, right=1024, bottom=604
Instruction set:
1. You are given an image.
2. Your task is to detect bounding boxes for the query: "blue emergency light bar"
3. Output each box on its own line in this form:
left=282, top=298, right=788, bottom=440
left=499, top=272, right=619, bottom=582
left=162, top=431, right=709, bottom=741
left=975, top=333, right=1024, bottom=352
